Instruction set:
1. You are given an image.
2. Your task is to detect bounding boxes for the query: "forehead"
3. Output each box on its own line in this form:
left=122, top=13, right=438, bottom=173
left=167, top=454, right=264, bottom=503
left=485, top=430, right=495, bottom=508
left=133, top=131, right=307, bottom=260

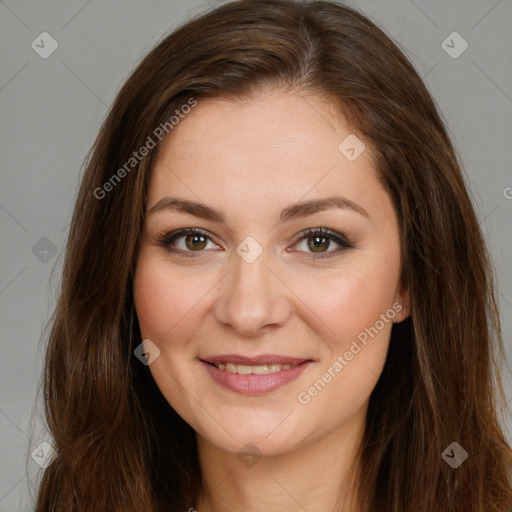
left=157, top=91, right=358, bottom=164
left=147, top=91, right=387, bottom=221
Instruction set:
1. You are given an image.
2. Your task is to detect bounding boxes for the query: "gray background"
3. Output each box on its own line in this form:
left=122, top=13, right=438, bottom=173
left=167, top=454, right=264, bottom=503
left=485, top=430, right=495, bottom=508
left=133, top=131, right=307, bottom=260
left=0, top=0, right=511, bottom=510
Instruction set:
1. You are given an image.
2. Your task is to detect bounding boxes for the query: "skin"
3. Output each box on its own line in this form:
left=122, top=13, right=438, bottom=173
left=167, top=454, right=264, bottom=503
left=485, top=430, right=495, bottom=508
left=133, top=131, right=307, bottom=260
left=133, top=90, right=410, bottom=512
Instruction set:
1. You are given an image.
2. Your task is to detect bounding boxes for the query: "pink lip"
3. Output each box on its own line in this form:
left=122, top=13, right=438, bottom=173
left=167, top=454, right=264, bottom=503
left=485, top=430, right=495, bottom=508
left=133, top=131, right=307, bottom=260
left=200, top=358, right=313, bottom=395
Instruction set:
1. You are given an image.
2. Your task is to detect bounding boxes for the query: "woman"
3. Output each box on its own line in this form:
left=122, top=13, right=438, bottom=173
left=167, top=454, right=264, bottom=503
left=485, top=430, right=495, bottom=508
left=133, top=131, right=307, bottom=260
left=34, top=0, right=512, bottom=510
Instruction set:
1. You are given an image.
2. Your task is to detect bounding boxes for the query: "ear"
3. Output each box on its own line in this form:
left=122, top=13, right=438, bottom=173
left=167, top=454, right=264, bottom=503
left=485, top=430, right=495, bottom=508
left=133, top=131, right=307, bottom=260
left=393, top=285, right=410, bottom=323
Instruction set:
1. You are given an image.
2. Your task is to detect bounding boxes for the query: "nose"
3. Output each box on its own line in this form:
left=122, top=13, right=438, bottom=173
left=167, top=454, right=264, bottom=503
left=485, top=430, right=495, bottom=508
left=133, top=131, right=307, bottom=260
left=213, top=246, right=292, bottom=337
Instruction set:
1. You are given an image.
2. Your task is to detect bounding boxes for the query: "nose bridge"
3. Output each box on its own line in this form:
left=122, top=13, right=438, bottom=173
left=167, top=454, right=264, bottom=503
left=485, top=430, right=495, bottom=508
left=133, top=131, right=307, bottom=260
left=215, top=239, right=289, bottom=335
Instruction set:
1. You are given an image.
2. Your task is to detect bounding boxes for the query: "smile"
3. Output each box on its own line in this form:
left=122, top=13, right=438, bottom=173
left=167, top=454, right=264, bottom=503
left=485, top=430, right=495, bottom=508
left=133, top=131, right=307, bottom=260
left=212, top=362, right=299, bottom=374
left=200, top=356, right=313, bottom=395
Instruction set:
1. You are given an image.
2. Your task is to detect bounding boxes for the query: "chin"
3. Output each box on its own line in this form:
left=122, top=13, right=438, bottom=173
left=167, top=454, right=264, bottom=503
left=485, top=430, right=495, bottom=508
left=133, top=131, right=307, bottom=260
left=195, top=413, right=314, bottom=458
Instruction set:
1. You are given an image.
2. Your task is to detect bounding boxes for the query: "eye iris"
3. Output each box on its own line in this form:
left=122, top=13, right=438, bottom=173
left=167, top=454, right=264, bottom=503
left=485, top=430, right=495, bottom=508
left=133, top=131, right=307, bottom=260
left=308, top=235, right=329, bottom=253
left=185, top=233, right=207, bottom=251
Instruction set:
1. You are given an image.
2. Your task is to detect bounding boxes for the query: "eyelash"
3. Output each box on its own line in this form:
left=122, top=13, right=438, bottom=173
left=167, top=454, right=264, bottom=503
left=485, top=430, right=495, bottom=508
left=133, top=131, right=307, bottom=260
left=157, top=227, right=354, bottom=260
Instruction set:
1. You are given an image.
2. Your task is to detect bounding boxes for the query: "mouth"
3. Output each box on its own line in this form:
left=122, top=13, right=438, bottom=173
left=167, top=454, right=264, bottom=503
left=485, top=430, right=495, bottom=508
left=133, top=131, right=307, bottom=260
left=202, top=361, right=305, bottom=374
left=199, top=354, right=314, bottom=395
left=200, top=354, right=312, bottom=374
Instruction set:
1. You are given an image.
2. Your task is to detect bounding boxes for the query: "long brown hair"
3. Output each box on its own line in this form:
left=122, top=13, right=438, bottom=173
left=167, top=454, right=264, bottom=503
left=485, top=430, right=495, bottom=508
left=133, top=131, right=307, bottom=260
left=33, top=0, right=512, bottom=510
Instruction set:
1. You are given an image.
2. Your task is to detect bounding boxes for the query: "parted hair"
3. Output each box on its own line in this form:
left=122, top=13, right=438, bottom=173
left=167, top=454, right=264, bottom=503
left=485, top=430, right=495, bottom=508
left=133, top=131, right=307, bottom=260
left=34, top=1, right=512, bottom=510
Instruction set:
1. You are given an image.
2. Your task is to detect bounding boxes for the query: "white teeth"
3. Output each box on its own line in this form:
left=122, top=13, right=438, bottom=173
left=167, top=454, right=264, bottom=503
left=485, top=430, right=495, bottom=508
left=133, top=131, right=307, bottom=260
left=237, top=364, right=252, bottom=375
left=213, top=362, right=298, bottom=374
left=252, top=365, right=270, bottom=374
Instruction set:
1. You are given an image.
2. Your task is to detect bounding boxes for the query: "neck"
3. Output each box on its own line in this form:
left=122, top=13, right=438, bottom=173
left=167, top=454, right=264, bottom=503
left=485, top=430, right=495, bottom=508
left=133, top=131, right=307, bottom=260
left=195, top=405, right=366, bottom=512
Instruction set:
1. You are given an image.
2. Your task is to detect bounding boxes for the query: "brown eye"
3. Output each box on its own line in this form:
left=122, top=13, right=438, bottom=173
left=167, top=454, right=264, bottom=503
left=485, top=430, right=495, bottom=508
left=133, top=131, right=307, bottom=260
left=159, top=228, right=220, bottom=257
left=184, top=233, right=208, bottom=251
left=294, top=228, right=353, bottom=259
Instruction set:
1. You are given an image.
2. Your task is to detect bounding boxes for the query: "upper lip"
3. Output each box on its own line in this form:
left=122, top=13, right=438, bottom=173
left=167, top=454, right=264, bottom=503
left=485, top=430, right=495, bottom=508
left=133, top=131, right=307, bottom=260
left=201, top=354, right=312, bottom=366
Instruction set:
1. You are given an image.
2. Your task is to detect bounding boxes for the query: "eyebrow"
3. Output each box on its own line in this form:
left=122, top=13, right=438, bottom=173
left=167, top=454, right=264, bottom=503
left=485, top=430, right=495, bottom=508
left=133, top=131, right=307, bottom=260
left=147, top=195, right=370, bottom=222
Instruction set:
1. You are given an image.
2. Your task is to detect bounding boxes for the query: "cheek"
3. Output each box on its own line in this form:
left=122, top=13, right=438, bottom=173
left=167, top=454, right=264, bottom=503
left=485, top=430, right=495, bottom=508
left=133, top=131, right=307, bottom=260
left=296, top=285, right=394, bottom=426
left=306, top=272, right=394, bottom=373
left=133, top=252, right=191, bottom=340
left=291, top=249, right=399, bottom=410
left=293, top=250, right=401, bottom=343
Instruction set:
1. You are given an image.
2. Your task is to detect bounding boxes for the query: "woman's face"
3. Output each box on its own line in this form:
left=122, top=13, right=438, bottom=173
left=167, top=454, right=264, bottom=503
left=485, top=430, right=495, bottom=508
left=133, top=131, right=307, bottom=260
left=133, top=90, right=408, bottom=456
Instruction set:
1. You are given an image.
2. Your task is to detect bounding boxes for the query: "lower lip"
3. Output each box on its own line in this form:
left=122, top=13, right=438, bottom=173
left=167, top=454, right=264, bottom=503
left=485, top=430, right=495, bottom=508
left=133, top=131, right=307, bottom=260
left=201, top=360, right=313, bottom=395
